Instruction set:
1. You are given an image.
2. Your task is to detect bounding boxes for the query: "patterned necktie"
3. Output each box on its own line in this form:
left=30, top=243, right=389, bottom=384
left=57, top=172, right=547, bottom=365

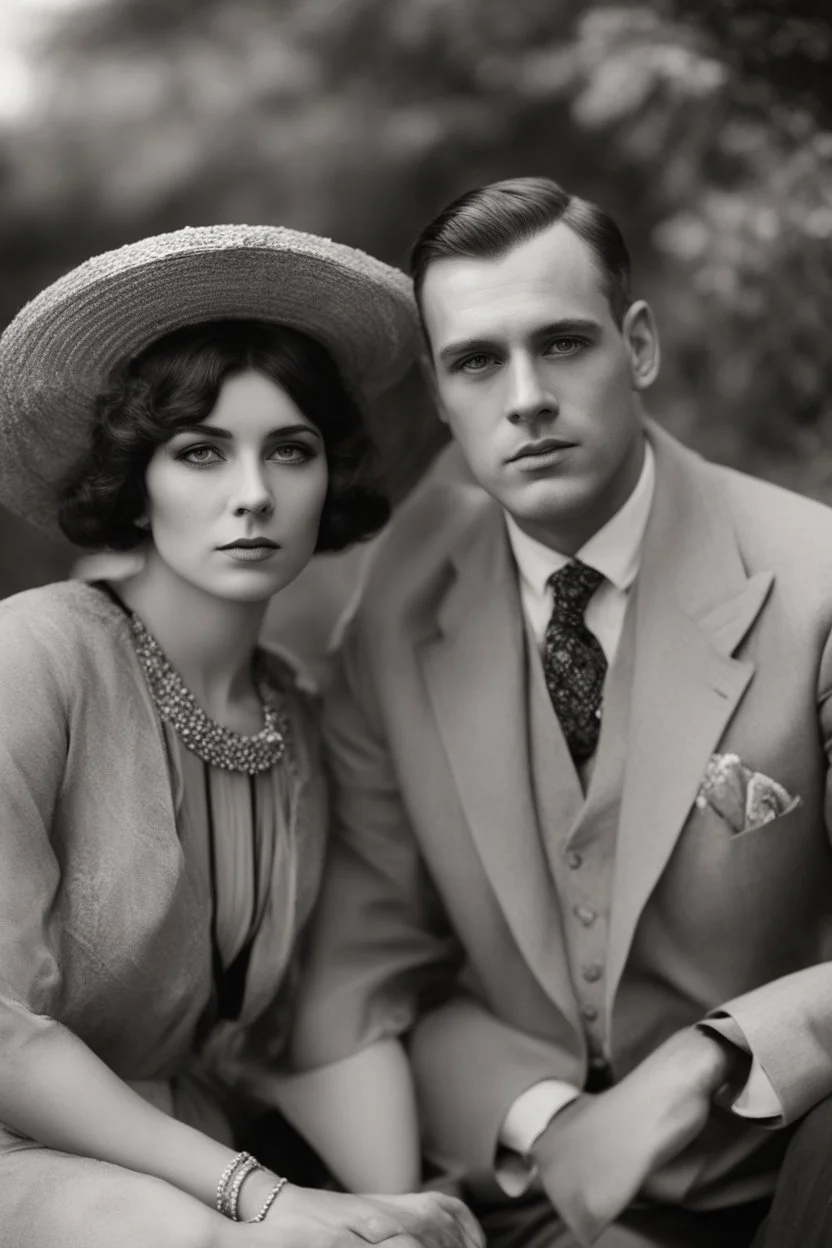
left=543, top=560, right=607, bottom=763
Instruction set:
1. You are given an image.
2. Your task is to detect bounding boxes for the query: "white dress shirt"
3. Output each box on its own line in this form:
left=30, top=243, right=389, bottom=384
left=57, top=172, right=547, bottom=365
left=504, top=440, right=656, bottom=665
left=495, top=439, right=779, bottom=1191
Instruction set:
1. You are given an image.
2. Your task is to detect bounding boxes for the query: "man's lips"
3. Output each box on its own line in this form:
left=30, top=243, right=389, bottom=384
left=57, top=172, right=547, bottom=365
left=217, top=538, right=280, bottom=550
left=508, top=439, right=577, bottom=464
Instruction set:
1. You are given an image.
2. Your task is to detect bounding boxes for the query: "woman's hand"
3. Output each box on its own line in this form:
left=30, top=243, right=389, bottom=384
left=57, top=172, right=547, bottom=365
left=231, top=1184, right=483, bottom=1248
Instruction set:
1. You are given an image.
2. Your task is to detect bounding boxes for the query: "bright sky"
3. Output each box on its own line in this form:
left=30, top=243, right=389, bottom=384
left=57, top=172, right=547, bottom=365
left=0, top=0, right=98, bottom=119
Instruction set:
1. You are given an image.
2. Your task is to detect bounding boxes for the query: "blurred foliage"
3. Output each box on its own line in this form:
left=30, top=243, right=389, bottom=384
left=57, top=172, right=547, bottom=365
left=1, top=0, right=831, bottom=592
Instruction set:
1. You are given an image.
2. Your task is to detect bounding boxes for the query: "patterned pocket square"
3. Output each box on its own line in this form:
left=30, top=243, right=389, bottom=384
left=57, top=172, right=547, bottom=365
left=696, top=753, right=800, bottom=834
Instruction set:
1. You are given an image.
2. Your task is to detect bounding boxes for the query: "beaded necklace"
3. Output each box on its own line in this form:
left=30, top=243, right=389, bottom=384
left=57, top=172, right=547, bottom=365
left=129, top=611, right=289, bottom=775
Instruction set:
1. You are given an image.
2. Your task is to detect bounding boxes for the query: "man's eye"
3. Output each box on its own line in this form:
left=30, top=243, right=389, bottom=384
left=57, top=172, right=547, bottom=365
left=546, top=337, right=584, bottom=356
left=459, top=354, right=496, bottom=373
left=179, top=444, right=222, bottom=465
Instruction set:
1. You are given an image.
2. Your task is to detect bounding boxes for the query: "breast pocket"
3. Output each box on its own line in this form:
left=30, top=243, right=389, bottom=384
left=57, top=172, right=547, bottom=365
left=693, top=793, right=828, bottom=938
left=691, top=793, right=810, bottom=881
left=714, top=793, right=806, bottom=857
left=661, top=795, right=831, bottom=966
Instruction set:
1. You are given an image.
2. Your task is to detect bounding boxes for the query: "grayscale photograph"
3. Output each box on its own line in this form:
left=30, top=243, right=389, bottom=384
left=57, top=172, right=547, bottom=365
left=0, top=2, right=830, bottom=1245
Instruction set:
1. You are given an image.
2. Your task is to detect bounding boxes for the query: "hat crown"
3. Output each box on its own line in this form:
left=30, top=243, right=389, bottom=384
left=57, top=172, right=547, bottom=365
left=0, top=224, right=419, bottom=536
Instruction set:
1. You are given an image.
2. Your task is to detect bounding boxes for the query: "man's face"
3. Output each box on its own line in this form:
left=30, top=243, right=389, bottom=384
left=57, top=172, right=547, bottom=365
left=420, top=220, right=658, bottom=550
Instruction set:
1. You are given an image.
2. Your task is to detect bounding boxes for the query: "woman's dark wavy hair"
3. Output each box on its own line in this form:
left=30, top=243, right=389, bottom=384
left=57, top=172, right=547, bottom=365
left=58, top=319, right=390, bottom=553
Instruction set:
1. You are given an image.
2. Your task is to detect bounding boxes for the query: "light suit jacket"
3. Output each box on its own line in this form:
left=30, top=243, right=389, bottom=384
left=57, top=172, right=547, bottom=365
left=290, top=421, right=832, bottom=1210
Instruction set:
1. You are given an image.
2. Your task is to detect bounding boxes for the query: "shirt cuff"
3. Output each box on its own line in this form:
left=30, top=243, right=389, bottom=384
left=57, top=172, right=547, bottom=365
left=495, top=1079, right=581, bottom=1196
left=698, top=1017, right=783, bottom=1122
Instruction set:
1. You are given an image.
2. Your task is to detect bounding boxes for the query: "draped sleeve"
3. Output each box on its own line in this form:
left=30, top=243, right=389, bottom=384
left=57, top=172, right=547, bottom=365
left=0, top=602, right=70, bottom=1052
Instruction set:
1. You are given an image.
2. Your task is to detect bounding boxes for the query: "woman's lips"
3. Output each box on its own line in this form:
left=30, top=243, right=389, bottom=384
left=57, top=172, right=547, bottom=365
left=219, top=544, right=279, bottom=563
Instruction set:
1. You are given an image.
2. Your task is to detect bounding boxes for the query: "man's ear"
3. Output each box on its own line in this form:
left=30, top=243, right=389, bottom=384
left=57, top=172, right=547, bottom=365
left=622, top=300, right=660, bottom=391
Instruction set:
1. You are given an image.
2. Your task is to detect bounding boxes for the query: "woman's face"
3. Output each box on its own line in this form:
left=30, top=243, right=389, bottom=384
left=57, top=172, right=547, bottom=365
left=143, top=369, right=328, bottom=603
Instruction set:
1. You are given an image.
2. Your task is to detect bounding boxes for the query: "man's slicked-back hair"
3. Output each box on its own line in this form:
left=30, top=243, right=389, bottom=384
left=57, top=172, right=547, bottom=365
left=410, top=176, right=632, bottom=327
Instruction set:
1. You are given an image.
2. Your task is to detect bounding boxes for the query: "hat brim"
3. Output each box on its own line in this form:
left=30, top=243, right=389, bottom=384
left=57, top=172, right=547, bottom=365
left=0, top=224, right=419, bottom=535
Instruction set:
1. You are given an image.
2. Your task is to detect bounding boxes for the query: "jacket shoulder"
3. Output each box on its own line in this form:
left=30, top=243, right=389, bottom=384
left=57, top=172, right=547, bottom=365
left=711, top=462, right=832, bottom=572
left=354, top=476, right=494, bottom=626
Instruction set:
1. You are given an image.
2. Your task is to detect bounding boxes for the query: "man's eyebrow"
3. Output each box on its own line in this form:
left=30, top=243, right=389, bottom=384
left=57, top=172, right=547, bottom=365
left=534, top=318, right=602, bottom=337
left=437, top=318, right=602, bottom=364
left=437, top=337, right=499, bottom=365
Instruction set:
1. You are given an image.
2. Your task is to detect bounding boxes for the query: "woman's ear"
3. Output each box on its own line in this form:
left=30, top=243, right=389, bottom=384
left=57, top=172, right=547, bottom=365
left=622, top=300, right=660, bottom=391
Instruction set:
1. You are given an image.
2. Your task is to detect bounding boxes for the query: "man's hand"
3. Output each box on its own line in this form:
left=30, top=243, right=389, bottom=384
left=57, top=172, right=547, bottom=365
left=530, top=1028, right=731, bottom=1246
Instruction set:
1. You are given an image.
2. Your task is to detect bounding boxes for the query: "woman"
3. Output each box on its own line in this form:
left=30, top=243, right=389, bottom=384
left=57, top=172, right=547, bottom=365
left=0, top=226, right=481, bottom=1248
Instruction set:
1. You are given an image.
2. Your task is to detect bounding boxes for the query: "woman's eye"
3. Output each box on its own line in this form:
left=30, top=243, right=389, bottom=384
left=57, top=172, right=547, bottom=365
left=179, top=444, right=222, bottom=465
left=270, top=443, right=312, bottom=464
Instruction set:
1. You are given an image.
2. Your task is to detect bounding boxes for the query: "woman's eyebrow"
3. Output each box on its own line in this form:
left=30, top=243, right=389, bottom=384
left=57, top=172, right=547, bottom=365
left=266, top=423, right=323, bottom=440
left=173, top=423, right=233, bottom=439
left=172, top=423, right=322, bottom=440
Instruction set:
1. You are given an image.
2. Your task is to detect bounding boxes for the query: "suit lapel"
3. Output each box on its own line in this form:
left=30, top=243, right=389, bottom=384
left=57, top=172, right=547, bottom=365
left=419, top=499, right=581, bottom=1023
left=605, top=425, right=774, bottom=1010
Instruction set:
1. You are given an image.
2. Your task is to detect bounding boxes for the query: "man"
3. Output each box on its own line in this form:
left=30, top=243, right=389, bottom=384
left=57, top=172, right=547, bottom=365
left=290, top=177, right=832, bottom=1246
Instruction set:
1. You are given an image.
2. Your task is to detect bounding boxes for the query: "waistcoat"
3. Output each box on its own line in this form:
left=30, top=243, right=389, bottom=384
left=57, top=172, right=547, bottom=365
left=525, top=596, right=638, bottom=1063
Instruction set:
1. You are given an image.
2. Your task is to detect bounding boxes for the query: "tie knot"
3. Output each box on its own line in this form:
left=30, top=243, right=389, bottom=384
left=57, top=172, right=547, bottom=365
left=547, top=560, right=604, bottom=623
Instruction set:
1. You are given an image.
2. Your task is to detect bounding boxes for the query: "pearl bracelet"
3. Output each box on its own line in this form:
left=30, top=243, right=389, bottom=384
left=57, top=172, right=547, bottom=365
left=215, top=1151, right=251, bottom=1215
left=215, top=1150, right=288, bottom=1223
left=228, top=1155, right=261, bottom=1223
left=243, top=1175, right=289, bottom=1224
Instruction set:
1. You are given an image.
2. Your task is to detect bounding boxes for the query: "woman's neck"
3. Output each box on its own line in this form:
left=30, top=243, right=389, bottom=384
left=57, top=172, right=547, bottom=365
left=116, top=554, right=268, bottom=717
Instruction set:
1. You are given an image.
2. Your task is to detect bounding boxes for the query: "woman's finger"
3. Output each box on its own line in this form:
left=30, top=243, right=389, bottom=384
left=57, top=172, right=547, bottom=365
left=341, top=1194, right=420, bottom=1244
left=400, top=1191, right=474, bottom=1248
left=349, top=1210, right=408, bottom=1244
left=239, top=1212, right=366, bottom=1248
left=364, top=1195, right=450, bottom=1247
left=275, top=1189, right=404, bottom=1244
left=433, top=1194, right=485, bottom=1248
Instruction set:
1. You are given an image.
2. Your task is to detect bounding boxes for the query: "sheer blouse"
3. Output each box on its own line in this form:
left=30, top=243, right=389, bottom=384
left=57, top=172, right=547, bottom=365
left=170, top=729, right=293, bottom=1023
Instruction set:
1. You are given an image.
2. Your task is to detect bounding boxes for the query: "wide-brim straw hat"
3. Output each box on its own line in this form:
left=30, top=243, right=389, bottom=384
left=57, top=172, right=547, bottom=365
left=0, top=223, right=419, bottom=535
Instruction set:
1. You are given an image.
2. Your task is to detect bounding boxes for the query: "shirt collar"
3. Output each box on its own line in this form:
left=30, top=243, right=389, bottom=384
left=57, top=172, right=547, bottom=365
left=504, top=439, right=656, bottom=597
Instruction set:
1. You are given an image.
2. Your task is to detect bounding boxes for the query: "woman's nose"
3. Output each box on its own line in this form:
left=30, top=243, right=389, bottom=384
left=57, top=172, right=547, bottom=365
left=231, top=462, right=274, bottom=517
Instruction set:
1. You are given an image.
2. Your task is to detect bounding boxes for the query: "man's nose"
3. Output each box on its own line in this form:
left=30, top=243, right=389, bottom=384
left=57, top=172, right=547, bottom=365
left=505, top=357, right=557, bottom=426
left=231, top=460, right=274, bottom=517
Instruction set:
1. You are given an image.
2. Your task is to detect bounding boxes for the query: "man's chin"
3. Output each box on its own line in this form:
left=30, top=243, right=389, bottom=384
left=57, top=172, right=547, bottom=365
left=504, top=485, right=590, bottom=527
left=502, top=483, right=606, bottom=548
